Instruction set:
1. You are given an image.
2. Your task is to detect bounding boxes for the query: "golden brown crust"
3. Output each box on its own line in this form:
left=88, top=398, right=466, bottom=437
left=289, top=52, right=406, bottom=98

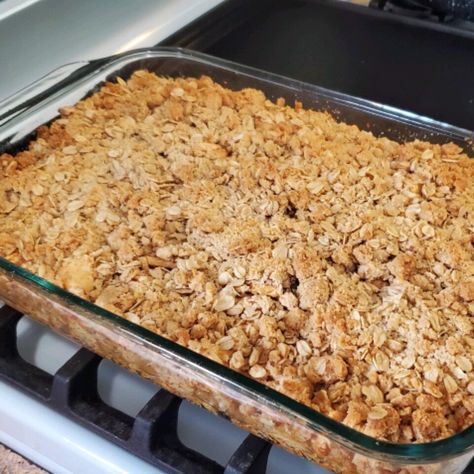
left=0, top=71, right=473, bottom=443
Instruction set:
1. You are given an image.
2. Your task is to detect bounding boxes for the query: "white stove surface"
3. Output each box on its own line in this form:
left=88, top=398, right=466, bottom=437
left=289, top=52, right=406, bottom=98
left=0, top=0, right=40, bottom=20
left=0, top=305, right=330, bottom=474
left=0, top=0, right=225, bottom=102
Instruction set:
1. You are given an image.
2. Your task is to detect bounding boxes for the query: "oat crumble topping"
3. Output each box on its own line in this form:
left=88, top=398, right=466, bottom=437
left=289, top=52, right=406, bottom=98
left=1, top=71, right=473, bottom=443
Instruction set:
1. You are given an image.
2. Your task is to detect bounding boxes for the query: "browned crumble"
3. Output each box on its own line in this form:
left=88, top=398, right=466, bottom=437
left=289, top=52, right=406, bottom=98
left=0, top=444, right=46, bottom=474
left=0, top=71, right=473, bottom=443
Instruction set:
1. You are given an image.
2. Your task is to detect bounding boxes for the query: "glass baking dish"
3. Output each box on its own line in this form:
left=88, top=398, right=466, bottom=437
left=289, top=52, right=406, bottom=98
left=0, top=47, right=473, bottom=474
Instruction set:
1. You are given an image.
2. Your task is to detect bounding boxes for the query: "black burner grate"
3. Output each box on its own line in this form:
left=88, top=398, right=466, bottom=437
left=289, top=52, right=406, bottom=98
left=0, top=305, right=271, bottom=473
left=1, top=304, right=473, bottom=473
left=369, top=0, right=474, bottom=22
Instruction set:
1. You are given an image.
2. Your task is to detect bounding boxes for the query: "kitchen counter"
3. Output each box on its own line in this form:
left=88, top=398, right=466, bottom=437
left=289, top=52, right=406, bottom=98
left=0, top=443, right=45, bottom=473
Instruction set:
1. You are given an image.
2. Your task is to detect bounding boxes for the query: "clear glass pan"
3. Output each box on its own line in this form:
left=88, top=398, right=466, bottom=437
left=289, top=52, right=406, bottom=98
left=0, top=47, right=473, bottom=474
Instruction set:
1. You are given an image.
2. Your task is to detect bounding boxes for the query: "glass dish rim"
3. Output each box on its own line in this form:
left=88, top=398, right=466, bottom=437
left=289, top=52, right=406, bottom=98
left=0, top=46, right=473, bottom=462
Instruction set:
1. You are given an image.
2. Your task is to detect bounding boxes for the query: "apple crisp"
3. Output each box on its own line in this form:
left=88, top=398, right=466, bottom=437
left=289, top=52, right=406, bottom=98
left=0, top=71, right=473, bottom=444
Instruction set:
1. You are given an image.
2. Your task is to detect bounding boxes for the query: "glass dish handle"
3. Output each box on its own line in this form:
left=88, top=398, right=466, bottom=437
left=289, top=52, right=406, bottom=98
left=0, top=59, right=107, bottom=127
